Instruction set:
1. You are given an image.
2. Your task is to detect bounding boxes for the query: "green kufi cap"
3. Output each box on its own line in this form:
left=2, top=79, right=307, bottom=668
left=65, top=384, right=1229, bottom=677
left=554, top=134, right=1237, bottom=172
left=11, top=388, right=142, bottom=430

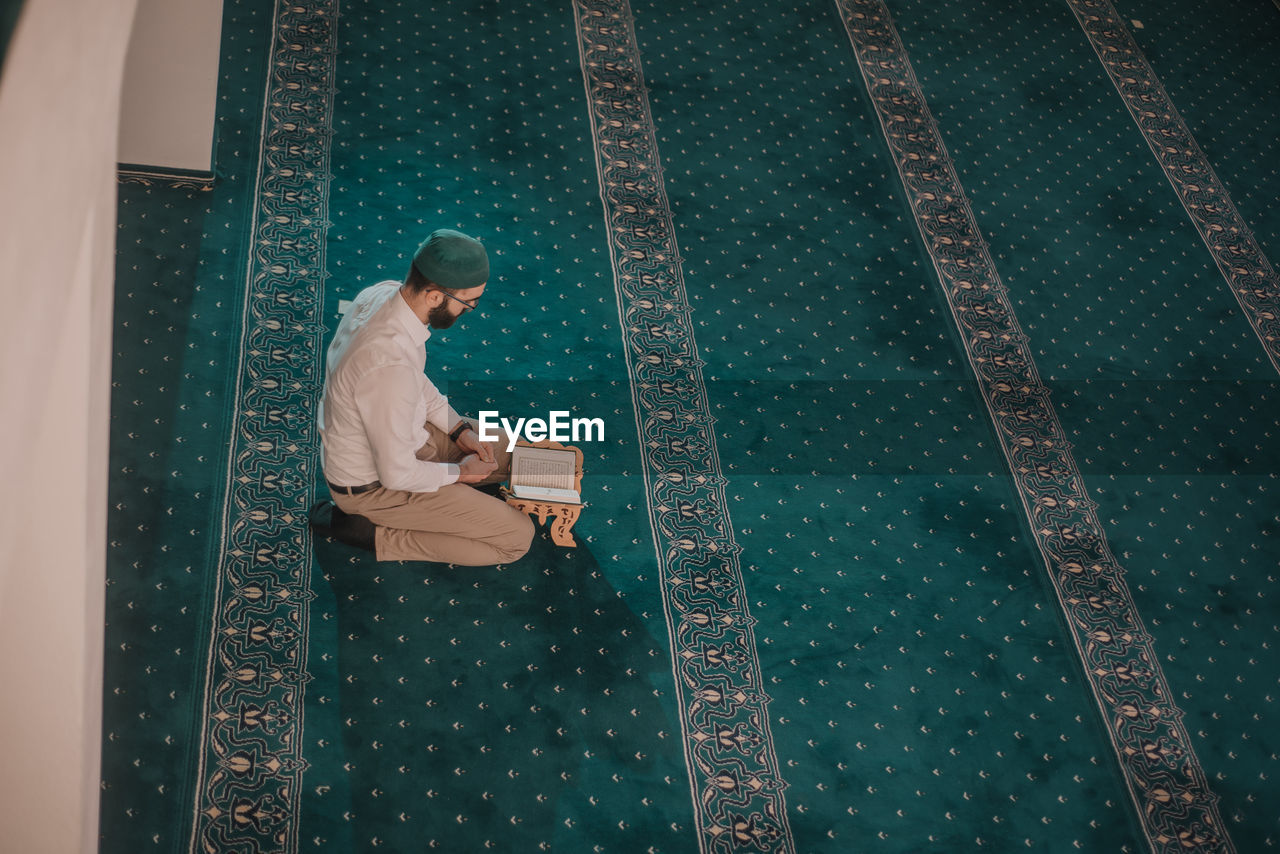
left=412, top=228, right=489, bottom=290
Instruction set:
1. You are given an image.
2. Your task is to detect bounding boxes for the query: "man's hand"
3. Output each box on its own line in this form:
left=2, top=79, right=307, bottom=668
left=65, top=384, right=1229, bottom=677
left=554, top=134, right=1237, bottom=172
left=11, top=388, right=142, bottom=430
left=457, top=453, right=499, bottom=484
left=455, top=426, right=496, bottom=463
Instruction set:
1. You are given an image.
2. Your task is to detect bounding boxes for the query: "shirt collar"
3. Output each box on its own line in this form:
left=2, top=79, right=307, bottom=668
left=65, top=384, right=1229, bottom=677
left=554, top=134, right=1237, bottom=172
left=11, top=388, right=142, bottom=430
left=393, top=287, right=432, bottom=346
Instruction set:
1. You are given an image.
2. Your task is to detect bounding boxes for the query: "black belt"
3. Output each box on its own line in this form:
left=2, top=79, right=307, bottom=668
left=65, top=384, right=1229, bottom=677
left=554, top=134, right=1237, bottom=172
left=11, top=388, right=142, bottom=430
left=327, top=479, right=382, bottom=496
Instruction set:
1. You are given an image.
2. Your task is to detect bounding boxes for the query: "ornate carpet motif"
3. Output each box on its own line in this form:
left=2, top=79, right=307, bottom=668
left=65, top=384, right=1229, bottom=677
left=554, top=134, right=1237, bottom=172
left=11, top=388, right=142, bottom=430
left=117, top=169, right=216, bottom=191
left=835, top=0, right=1234, bottom=851
left=573, top=1, right=795, bottom=850
left=1066, top=0, right=1280, bottom=375
left=186, top=1, right=336, bottom=851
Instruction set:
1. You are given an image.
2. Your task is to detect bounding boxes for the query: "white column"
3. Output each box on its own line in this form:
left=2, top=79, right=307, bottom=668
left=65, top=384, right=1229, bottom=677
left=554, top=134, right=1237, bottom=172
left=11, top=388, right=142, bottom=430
left=117, top=0, right=224, bottom=174
left=0, top=0, right=139, bottom=851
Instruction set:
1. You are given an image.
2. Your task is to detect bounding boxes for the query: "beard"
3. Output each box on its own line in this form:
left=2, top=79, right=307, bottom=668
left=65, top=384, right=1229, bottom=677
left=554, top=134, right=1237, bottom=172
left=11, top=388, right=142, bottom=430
left=428, top=301, right=459, bottom=329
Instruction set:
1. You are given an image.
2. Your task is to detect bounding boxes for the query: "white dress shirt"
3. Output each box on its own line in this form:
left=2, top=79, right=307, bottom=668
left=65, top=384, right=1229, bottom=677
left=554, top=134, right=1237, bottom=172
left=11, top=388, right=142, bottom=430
left=319, top=281, right=463, bottom=492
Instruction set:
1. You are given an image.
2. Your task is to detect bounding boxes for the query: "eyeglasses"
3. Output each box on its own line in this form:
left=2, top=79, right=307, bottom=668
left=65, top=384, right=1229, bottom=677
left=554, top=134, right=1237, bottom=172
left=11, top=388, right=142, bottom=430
left=430, top=288, right=480, bottom=311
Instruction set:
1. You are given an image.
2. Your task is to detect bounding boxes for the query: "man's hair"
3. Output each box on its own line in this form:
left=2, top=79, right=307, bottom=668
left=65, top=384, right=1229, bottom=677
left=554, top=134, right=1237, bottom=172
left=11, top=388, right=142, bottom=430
left=405, top=264, right=441, bottom=295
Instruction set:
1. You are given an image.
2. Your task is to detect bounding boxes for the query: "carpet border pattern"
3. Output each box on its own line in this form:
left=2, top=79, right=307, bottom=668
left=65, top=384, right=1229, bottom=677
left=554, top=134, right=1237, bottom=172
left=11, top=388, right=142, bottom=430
left=835, top=1, right=1234, bottom=851
left=186, top=1, right=336, bottom=851
left=1067, top=0, right=1280, bottom=375
left=117, top=166, right=216, bottom=191
left=574, top=1, right=795, bottom=850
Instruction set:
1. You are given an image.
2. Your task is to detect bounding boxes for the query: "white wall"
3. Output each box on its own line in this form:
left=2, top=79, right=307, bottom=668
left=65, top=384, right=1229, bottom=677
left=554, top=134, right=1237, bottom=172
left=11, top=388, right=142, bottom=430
left=0, top=0, right=138, bottom=851
left=118, top=0, right=223, bottom=173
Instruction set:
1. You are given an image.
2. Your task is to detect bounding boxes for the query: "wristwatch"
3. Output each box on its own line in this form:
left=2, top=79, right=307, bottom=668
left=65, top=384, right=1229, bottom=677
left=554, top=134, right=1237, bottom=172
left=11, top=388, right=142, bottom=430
left=449, top=421, right=475, bottom=443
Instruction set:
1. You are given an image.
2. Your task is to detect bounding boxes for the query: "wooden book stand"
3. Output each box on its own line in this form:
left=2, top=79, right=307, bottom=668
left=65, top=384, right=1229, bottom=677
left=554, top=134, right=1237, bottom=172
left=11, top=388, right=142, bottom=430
left=503, top=439, right=584, bottom=548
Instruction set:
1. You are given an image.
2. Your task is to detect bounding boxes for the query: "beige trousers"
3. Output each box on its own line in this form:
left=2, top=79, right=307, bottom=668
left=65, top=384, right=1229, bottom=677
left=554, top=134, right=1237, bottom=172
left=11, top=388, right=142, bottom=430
left=332, top=419, right=534, bottom=565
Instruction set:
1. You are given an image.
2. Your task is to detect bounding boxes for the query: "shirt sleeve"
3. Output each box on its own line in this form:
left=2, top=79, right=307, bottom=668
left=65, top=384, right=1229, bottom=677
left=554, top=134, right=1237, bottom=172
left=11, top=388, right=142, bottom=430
left=354, top=364, right=460, bottom=492
left=445, top=403, right=466, bottom=434
left=421, top=374, right=457, bottom=434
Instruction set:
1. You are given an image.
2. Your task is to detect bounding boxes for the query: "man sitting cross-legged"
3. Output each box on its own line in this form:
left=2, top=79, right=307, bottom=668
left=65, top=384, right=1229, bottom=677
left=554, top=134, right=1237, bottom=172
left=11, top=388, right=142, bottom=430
left=309, top=228, right=534, bottom=565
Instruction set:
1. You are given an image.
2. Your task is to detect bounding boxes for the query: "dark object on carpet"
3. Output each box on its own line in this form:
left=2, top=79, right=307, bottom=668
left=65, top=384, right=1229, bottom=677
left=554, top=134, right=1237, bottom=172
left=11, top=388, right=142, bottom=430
left=0, top=0, right=25, bottom=76
left=309, top=500, right=376, bottom=552
left=472, top=482, right=506, bottom=498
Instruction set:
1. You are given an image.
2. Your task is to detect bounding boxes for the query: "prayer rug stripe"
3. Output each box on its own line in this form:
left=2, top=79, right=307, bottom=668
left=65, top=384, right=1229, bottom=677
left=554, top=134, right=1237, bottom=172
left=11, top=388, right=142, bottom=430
left=835, top=1, right=1234, bottom=851
left=186, top=1, right=336, bottom=851
left=1065, top=0, right=1280, bottom=375
left=573, top=1, right=796, bottom=849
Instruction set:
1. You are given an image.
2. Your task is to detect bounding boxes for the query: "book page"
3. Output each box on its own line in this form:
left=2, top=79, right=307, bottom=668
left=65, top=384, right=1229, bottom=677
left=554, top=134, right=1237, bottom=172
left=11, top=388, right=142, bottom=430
left=511, top=446, right=576, bottom=492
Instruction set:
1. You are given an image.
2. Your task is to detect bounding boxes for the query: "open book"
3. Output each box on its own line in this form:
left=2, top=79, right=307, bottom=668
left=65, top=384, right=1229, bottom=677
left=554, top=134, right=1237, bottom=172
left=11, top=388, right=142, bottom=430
left=509, top=445, right=581, bottom=504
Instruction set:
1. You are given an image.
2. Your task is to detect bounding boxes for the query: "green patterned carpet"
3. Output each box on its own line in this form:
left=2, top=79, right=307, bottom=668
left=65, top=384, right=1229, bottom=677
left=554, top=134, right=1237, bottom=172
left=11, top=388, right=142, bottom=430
left=102, top=0, right=1280, bottom=851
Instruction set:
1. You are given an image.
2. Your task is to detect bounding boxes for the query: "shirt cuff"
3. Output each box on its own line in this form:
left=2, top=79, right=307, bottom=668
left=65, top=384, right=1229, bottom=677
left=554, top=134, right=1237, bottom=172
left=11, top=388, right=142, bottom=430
left=441, top=462, right=461, bottom=486
left=446, top=406, right=465, bottom=432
